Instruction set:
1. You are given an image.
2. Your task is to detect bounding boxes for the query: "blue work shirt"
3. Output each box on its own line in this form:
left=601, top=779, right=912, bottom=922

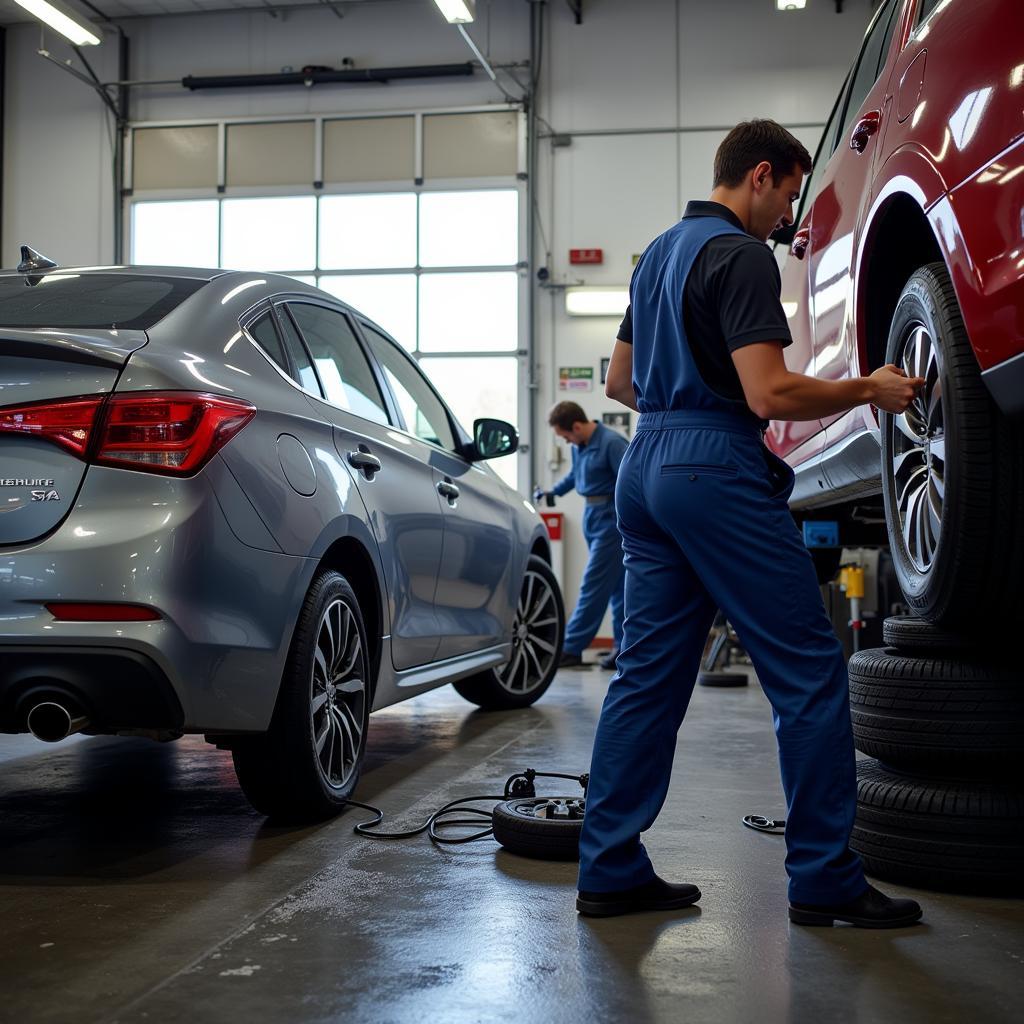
left=552, top=422, right=629, bottom=498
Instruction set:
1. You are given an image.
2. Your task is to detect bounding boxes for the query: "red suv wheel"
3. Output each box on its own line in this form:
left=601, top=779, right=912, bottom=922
left=880, top=263, right=1024, bottom=629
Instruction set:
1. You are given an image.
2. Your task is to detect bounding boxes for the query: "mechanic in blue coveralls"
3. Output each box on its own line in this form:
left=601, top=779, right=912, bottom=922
left=574, top=120, right=926, bottom=928
left=536, top=401, right=628, bottom=671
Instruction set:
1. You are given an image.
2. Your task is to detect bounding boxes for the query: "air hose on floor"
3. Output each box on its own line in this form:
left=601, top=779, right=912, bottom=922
left=345, top=769, right=590, bottom=853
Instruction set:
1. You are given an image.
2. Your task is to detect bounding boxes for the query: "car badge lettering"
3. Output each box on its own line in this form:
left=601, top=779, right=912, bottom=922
left=30, top=489, right=60, bottom=501
left=1, top=478, right=55, bottom=487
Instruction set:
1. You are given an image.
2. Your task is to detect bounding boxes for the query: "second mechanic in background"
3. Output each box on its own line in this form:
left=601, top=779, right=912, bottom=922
left=539, top=401, right=628, bottom=670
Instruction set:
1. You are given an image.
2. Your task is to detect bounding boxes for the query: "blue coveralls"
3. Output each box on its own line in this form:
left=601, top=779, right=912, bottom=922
left=552, top=423, right=628, bottom=657
left=577, top=216, right=866, bottom=905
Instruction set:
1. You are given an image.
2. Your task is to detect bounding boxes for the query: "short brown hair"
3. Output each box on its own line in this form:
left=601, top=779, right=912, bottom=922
left=548, top=401, right=588, bottom=431
left=713, top=119, right=812, bottom=189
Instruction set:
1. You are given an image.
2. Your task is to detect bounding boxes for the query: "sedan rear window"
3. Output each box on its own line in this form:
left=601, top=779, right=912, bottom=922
left=0, top=273, right=205, bottom=329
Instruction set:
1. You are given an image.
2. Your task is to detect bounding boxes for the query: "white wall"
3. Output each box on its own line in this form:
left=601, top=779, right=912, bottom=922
left=2, top=0, right=874, bottom=645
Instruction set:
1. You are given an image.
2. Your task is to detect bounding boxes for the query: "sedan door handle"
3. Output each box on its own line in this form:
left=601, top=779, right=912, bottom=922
left=347, top=449, right=382, bottom=478
left=437, top=480, right=460, bottom=504
left=850, top=110, right=881, bottom=153
left=791, top=227, right=811, bottom=260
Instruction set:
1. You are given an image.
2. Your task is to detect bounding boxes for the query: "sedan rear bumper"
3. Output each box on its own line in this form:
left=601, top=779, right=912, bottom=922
left=0, top=646, right=183, bottom=734
left=0, top=465, right=314, bottom=733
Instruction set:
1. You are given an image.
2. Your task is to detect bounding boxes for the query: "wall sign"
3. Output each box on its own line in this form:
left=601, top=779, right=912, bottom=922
left=602, top=410, right=631, bottom=438
left=569, top=248, right=603, bottom=265
left=559, top=366, right=594, bottom=392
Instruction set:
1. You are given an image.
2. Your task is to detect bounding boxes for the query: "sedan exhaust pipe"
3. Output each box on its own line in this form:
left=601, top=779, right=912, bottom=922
left=27, top=702, right=89, bottom=743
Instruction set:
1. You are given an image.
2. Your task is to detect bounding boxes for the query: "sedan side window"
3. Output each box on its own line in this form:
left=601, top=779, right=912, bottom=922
left=246, top=311, right=292, bottom=378
left=276, top=308, right=322, bottom=395
left=287, top=304, right=389, bottom=426
left=362, top=325, right=456, bottom=451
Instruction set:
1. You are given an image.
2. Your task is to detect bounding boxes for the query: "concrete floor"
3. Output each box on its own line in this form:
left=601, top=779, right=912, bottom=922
left=1, top=663, right=1021, bottom=1024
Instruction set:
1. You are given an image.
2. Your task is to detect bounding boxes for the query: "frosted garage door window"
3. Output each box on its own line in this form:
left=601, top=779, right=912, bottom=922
left=419, top=191, right=518, bottom=268
left=131, top=200, right=219, bottom=268
left=318, top=274, right=417, bottom=352
left=419, top=356, right=519, bottom=489
left=220, top=197, right=316, bottom=271
left=319, top=194, right=417, bottom=270
left=419, top=272, right=517, bottom=352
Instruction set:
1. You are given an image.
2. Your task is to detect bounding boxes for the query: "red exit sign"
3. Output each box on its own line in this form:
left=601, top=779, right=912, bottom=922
left=569, top=248, right=603, bottom=265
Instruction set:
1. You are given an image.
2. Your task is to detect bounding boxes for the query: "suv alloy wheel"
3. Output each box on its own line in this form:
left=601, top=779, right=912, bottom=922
left=880, top=263, right=1024, bottom=628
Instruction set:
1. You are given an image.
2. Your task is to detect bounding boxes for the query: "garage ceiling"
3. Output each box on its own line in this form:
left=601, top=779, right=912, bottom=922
left=0, top=0, right=397, bottom=27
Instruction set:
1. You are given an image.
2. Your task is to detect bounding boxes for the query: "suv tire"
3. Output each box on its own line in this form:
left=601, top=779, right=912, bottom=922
left=233, top=570, right=370, bottom=821
left=852, top=760, right=1024, bottom=895
left=881, top=615, right=973, bottom=653
left=848, top=647, right=1024, bottom=774
left=880, top=263, right=1024, bottom=628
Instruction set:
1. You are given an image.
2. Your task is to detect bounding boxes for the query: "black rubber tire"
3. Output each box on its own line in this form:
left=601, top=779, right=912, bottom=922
left=491, top=797, right=583, bottom=861
left=881, top=615, right=975, bottom=654
left=880, top=262, right=1024, bottom=628
left=454, top=555, right=565, bottom=710
left=698, top=671, right=748, bottom=688
left=852, top=760, right=1024, bottom=896
left=232, top=570, right=371, bottom=822
left=848, top=647, right=1024, bottom=775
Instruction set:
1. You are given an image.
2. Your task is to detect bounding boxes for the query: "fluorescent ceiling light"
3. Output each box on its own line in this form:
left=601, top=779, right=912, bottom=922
left=565, top=287, right=630, bottom=317
left=776, top=0, right=807, bottom=10
left=14, top=0, right=101, bottom=45
left=432, top=0, right=475, bottom=23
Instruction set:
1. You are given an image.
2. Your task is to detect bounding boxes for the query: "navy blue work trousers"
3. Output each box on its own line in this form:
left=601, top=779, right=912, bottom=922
left=577, top=414, right=866, bottom=904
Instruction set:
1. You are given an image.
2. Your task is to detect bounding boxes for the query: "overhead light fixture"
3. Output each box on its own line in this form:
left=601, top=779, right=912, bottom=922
left=565, top=287, right=630, bottom=317
left=432, top=0, right=475, bottom=24
left=776, top=0, right=808, bottom=9
left=14, top=0, right=101, bottom=46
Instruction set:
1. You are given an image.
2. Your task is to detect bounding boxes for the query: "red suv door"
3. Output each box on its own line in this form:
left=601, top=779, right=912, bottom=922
left=806, top=0, right=904, bottom=450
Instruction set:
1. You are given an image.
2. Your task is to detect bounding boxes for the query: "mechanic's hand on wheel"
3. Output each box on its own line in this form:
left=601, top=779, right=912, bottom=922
left=868, top=364, right=925, bottom=413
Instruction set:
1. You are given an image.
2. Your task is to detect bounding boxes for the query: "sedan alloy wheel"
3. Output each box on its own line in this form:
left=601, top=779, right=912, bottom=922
left=498, top=564, right=561, bottom=696
left=311, top=597, right=367, bottom=791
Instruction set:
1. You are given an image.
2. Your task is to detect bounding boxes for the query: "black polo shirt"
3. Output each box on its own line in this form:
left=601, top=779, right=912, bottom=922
left=617, top=201, right=792, bottom=403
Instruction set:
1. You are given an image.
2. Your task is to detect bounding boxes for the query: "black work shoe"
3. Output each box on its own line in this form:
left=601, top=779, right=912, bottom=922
left=558, top=652, right=584, bottom=668
left=789, top=883, right=922, bottom=929
left=597, top=648, right=619, bottom=670
left=577, top=875, right=701, bottom=918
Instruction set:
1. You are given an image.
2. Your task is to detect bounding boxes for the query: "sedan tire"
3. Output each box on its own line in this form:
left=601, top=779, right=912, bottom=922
left=454, top=555, right=565, bottom=710
left=233, top=570, right=370, bottom=821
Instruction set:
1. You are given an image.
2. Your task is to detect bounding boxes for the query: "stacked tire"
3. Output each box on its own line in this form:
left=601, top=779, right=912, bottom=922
left=848, top=617, right=1024, bottom=895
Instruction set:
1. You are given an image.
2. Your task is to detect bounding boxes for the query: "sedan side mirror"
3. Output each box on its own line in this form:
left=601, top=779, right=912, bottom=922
left=470, top=418, right=519, bottom=461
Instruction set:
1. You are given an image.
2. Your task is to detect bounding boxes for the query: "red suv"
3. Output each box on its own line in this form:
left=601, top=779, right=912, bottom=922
left=770, top=0, right=1023, bottom=627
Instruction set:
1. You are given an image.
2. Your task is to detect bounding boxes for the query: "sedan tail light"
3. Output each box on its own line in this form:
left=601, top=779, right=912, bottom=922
left=94, top=393, right=256, bottom=475
left=0, top=392, right=256, bottom=476
left=0, top=397, right=104, bottom=456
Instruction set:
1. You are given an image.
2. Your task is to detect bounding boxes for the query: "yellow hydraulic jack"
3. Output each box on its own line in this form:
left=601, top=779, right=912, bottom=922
left=838, top=564, right=866, bottom=652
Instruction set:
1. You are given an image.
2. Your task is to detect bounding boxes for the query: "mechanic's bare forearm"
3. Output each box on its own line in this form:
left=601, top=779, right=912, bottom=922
left=753, top=373, right=872, bottom=421
left=606, top=381, right=639, bottom=411
left=605, top=339, right=638, bottom=411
